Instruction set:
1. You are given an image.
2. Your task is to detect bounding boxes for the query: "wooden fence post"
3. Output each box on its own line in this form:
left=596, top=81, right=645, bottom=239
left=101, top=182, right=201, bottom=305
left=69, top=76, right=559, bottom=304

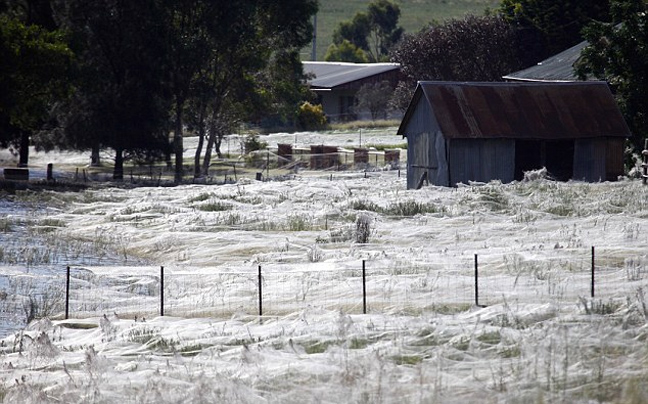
left=362, top=260, right=367, bottom=314
left=65, top=266, right=70, bottom=320
left=160, top=266, right=164, bottom=316
left=591, top=246, right=595, bottom=298
left=258, top=265, right=263, bottom=316
left=474, top=254, right=479, bottom=307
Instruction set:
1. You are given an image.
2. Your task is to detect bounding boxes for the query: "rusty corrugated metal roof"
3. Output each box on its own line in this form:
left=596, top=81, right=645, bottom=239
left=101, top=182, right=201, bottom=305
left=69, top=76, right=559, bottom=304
left=402, top=81, right=630, bottom=139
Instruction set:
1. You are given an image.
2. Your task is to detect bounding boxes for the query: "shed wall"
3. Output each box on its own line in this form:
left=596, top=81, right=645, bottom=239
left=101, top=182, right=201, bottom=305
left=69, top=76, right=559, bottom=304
left=404, top=98, right=448, bottom=188
left=573, top=137, right=625, bottom=181
left=448, top=139, right=515, bottom=185
left=573, top=139, right=606, bottom=182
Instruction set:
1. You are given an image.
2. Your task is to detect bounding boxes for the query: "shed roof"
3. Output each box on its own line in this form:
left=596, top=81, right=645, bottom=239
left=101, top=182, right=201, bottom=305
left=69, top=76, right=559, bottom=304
left=303, top=61, right=400, bottom=89
left=397, top=81, right=631, bottom=140
left=503, top=41, right=588, bottom=82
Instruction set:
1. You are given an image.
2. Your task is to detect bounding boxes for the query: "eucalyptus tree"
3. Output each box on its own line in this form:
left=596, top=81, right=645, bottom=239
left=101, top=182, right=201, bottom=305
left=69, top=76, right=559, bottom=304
left=577, top=0, right=648, bottom=152
left=57, top=0, right=171, bottom=179
left=185, top=0, right=318, bottom=179
left=328, top=0, right=403, bottom=62
left=0, top=6, right=72, bottom=167
left=499, top=0, right=612, bottom=64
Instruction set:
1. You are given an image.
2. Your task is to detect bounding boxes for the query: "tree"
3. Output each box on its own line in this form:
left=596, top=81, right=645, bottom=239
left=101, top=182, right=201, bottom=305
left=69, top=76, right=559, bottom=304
left=0, top=14, right=72, bottom=167
left=499, top=0, right=612, bottom=64
left=576, top=0, right=648, bottom=152
left=330, top=0, right=403, bottom=62
left=391, top=14, right=525, bottom=82
left=355, top=81, right=393, bottom=120
left=56, top=0, right=171, bottom=179
left=163, top=0, right=317, bottom=181
left=325, top=39, right=369, bottom=63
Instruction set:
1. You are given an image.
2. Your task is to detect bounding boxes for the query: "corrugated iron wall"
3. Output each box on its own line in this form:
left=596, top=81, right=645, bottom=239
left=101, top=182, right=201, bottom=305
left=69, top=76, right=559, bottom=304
left=404, top=97, right=449, bottom=188
left=448, top=139, right=515, bottom=185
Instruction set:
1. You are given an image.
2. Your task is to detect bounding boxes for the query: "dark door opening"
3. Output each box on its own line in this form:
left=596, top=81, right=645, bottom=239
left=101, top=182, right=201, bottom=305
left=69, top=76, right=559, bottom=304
left=545, top=140, right=574, bottom=181
left=515, top=139, right=574, bottom=181
left=514, top=140, right=542, bottom=180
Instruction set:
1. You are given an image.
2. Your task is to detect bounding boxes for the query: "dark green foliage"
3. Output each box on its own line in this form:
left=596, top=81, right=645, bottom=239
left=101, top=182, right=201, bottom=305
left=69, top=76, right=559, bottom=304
left=577, top=0, right=648, bottom=154
left=325, top=39, right=369, bottom=63
left=0, top=14, right=73, bottom=164
left=499, top=0, right=612, bottom=65
left=330, top=0, right=403, bottom=62
left=1, top=0, right=317, bottom=180
left=392, top=14, right=525, bottom=82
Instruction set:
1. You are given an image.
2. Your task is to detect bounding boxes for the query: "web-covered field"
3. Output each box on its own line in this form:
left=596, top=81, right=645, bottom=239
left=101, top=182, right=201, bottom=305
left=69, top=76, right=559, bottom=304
left=1, top=132, right=648, bottom=403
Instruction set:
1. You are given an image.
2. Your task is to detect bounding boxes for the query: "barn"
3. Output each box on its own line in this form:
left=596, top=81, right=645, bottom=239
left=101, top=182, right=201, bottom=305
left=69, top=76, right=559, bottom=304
left=397, top=81, right=631, bottom=189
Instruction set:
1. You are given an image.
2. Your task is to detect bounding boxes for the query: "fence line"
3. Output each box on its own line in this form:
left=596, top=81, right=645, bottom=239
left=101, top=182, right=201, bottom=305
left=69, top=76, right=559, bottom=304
left=1, top=246, right=647, bottom=325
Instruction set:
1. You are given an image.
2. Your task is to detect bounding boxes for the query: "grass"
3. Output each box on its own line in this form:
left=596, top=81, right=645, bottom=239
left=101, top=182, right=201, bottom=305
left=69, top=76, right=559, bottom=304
left=329, top=120, right=400, bottom=131
left=306, top=0, right=500, bottom=61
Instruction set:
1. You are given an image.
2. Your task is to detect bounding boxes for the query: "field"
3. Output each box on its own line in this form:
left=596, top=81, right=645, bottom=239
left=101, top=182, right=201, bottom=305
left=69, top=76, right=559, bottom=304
left=1, top=128, right=648, bottom=403
left=307, top=0, right=500, bottom=60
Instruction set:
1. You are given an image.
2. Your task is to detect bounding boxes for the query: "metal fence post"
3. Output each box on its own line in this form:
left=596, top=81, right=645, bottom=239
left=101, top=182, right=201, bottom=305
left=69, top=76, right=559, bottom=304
left=160, top=266, right=164, bottom=316
left=362, top=260, right=367, bottom=314
left=65, top=266, right=70, bottom=320
left=474, top=254, right=479, bottom=307
left=258, top=265, right=263, bottom=316
left=591, top=246, right=595, bottom=298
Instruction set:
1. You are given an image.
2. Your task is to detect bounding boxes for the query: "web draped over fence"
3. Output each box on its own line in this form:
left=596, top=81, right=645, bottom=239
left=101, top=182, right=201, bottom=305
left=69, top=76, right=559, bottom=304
left=1, top=247, right=647, bottom=324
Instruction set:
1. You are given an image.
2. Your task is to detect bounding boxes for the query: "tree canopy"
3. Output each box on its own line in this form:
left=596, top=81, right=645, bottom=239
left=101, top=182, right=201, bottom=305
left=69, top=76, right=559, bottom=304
left=0, top=13, right=72, bottom=166
left=577, top=0, right=648, bottom=150
left=0, top=0, right=317, bottom=180
left=392, top=14, right=525, bottom=82
left=327, top=0, right=403, bottom=62
left=499, top=0, right=612, bottom=64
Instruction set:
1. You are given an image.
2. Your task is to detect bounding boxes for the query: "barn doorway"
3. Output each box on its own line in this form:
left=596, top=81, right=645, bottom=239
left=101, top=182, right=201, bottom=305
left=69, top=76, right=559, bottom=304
left=514, top=140, right=574, bottom=181
left=545, top=140, right=574, bottom=181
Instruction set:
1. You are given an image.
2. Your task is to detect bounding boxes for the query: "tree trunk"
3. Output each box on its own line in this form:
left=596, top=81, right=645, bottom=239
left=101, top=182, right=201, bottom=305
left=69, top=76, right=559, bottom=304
left=91, top=143, right=101, bottom=166
left=193, top=103, right=207, bottom=179
left=18, top=132, right=29, bottom=167
left=214, top=135, right=223, bottom=159
left=174, top=99, right=184, bottom=183
left=113, top=148, right=124, bottom=180
left=202, top=119, right=216, bottom=177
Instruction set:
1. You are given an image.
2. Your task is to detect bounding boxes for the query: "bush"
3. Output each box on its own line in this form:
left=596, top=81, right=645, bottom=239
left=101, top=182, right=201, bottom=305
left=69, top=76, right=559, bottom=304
left=297, top=102, right=328, bottom=131
left=355, top=214, right=372, bottom=244
left=243, top=134, right=268, bottom=154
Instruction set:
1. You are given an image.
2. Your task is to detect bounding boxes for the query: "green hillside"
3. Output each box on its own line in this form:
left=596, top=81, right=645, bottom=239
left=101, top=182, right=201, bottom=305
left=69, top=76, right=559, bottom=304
left=304, top=0, right=501, bottom=61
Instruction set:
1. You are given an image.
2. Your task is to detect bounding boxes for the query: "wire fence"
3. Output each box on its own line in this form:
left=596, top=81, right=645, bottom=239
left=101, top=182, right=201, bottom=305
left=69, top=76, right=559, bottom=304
left=1, top=246, right=647, bottom=329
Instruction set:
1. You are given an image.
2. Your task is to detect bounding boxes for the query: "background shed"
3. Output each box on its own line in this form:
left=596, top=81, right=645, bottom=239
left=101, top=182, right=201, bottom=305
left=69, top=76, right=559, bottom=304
left=303, top=62, right=401, bottom=121
left=397, top=81, right=630, bottom=188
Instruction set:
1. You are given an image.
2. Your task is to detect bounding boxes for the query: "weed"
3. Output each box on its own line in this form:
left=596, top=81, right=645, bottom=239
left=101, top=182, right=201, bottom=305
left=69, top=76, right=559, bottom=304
left=305, top=340, right=336, bottom=354
left=350, top=199, right=381, bottom=212
left=286, top=214, right=312, bottom=231
left=355, top=214, right=372, bottom=243
left=349, top=337, right=369, bottom=349
left=383, top=200, right=439, bottom=216
left=189, top=192, right=213, bottom=203
left=0, top=217, right=13, bottom=232
left=392, top=354, right=424, bottom=365
left=198, top=201, right=232, bottom=212
left=307, top=245, right=323, bottom=262
left=578, top=297, right=621, bottom=315
left=478, top=187, right=510, bottom=212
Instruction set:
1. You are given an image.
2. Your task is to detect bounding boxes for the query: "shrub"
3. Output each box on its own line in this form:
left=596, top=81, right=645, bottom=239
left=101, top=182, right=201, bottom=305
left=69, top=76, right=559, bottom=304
left=243, top=134, right=268, bottom=154
left=296, top=102, right=328, bottom=131
left=355, top=214, right=372, bottom=244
